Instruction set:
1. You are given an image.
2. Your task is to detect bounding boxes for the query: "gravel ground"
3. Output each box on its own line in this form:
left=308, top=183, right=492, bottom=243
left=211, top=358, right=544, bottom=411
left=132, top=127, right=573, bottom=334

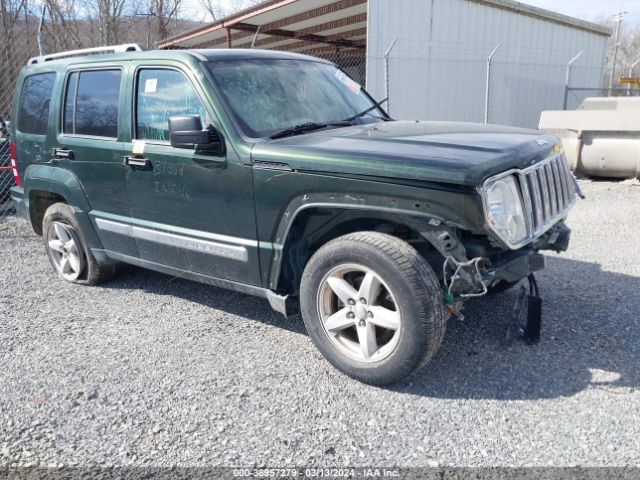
left=1, top=179, right=639, bottom=468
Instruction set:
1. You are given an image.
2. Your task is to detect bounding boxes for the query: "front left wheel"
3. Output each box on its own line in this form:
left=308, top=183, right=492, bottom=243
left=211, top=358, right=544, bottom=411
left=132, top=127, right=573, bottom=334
left=300, top=231, right=446, bottom=386
left=42, top=202, right=115, bottom=285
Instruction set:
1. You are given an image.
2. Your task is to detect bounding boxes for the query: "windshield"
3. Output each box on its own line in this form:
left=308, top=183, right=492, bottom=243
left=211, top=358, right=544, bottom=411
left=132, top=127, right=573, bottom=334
left=206, top=59, right=385, bottom=138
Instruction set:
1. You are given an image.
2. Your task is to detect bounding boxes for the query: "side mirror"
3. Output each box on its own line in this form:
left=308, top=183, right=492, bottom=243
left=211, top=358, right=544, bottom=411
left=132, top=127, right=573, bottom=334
left=168, top=115, right=224, bottom=155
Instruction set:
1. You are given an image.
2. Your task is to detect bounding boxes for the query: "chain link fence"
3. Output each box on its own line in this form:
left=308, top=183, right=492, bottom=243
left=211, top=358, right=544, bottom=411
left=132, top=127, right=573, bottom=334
left=0, top=46, right=36, bottom=223
left=303, top=47, right=367, bottom=86
left=0, top=118, right=12, bottom=204
left=377, top=39, right=608, bottom=128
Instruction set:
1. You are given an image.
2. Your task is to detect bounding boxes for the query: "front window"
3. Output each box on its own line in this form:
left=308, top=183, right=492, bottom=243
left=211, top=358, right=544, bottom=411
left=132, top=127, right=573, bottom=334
left=206, top=59, right=384, bottom=138
left=136, top=69, right=207, bottom=142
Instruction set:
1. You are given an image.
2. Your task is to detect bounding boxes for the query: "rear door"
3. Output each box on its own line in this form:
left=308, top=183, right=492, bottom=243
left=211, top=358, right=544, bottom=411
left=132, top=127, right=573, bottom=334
left=55, top=66, right=137, bottom=257
left=122, top=64, right=260, bottom=285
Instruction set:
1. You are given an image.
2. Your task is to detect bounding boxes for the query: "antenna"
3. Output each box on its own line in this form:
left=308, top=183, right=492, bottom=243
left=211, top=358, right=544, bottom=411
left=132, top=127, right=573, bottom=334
left=37, top=3, right=47, bottom=57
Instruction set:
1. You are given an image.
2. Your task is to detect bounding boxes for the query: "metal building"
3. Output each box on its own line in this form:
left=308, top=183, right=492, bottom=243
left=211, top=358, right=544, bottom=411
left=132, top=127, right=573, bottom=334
left=159, top=0, right=610, bottom=128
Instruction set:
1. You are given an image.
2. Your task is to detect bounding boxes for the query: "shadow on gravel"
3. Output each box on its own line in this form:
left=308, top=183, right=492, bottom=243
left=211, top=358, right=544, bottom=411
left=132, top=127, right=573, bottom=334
left=398, top=256, right=640, bottom=400
left=104, top=256, right=640, bottom=401
left=104, top=263, right=308, bottom=336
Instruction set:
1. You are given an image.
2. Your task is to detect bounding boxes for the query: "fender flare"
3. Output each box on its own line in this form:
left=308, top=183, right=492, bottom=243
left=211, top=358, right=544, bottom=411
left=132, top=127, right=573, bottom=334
left=25, top=164, right=92, bottom=212
left=24, top=164, right=103, bottom=249
left=266, top=191, right=471, bottom=290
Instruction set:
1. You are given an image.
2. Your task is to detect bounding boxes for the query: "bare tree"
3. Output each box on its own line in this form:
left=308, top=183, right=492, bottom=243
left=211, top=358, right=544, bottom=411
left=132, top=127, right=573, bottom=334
left=619, top=26, right=640, bottom=76
left=40, top=0, right=83, bottom=52
left=146, top=0, right=183, bottom=42
left=80, top=0, right=130, bottom=46
left=197, top=0, right=222, bottom=21
left=584, top=15, right=640, bottom=92
left=197, top=0, right=263, bottom=23
left=0, top=0, right=30, bottom=116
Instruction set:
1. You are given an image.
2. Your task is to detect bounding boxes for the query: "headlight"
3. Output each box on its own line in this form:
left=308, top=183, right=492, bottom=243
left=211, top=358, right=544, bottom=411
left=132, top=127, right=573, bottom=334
left=483, top=175, right=527, bottom=247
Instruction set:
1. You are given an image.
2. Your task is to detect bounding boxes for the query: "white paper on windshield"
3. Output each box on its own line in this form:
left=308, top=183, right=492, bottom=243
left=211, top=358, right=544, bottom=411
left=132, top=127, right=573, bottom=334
left=334, top=70, right=361, bottom=94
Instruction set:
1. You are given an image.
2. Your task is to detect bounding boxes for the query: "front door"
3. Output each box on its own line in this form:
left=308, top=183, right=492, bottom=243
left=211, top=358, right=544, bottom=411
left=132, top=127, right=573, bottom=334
left=123, top=66, right=260, bottom=286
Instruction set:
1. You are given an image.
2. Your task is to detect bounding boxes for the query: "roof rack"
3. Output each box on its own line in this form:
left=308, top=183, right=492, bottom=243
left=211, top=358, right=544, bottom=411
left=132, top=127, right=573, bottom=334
left=28, top=44, right=146, bottom=65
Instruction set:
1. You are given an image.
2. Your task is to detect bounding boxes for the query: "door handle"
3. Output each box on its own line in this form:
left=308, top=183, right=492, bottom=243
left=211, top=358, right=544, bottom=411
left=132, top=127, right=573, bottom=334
left=122, top=156, right=150, bottom=168
left=53, top=147, right=74, bottom=160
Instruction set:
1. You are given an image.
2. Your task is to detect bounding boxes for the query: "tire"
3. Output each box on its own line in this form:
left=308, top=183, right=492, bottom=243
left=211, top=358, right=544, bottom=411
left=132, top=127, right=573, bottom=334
left=300, top=231, right=446, bottom=386
left=42, top=202, right=115, bottom=285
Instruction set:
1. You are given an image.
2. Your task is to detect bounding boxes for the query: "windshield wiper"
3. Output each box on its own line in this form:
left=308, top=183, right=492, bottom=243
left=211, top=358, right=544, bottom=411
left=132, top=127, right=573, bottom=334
left=268, top=121, right=351, bottom=140
left=343, top=97, right=389, bottom=123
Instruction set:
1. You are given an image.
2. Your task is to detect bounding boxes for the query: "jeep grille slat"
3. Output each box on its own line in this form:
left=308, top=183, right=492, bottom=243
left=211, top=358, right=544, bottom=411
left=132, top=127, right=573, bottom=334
left=551, top=160, right=565, bottom=209
left=551, top=161, right=564, bottom=212
left=549, top=167, right=557, bottom=214
left=525, top=174, right=542, bottom=233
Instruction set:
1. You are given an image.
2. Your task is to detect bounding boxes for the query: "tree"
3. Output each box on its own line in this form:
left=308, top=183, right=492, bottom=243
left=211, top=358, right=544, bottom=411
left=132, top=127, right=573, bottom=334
left=0, top=0, right=30, bottom=116
left=40, top=0, right=83, bottom=52
left=594, top=15, right=640, bottom=92
left=196, top=0, right=263, bottom=23
left=148, top=0, right=183, bottom=42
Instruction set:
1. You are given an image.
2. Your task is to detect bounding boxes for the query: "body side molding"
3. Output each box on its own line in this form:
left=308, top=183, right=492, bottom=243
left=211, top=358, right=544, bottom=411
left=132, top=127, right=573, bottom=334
left=94, top=217, right=250, bottom=262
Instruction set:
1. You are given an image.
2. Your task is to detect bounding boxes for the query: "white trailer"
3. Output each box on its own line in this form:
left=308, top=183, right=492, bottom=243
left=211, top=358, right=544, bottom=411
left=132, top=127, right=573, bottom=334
left=539, top=97, right=640, bottom=179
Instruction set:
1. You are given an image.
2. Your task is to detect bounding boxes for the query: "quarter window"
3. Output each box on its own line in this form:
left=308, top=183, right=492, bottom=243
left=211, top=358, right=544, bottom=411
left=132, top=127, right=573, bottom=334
left=136, top=69, right=207, bottom=142
left=64, top=69, right=121, bottom=138
left=18, top=73, right=56, bottom=135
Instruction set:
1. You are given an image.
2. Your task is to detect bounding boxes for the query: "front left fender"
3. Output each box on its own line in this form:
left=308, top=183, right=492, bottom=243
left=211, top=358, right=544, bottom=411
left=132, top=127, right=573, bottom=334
left=264, top=191, right=477, bottom=291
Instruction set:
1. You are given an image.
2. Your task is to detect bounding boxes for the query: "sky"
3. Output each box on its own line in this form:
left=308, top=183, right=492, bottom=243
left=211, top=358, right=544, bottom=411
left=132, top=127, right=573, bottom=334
left=518, top=0, right=639, bottom=26
left=186, top=0, right=640, bottom=27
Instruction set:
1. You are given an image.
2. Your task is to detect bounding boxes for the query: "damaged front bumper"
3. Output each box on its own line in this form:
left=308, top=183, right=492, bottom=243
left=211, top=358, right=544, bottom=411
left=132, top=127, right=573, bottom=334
left=442, top=221, right=571, bottom=301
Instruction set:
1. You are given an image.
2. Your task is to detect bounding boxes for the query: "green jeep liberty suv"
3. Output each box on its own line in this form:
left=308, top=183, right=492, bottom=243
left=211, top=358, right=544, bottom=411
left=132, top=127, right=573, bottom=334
left=10, top=45, right=576, bottom=385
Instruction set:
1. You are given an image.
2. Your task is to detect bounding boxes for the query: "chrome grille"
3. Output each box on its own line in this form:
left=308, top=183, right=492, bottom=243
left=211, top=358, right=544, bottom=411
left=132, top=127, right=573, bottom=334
left=519, top=153, right=576, bottom=238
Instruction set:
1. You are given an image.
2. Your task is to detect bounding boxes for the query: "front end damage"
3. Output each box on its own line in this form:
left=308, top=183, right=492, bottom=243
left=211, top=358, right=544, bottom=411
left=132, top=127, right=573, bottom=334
left=420, top=219, right=572, bottom=342
left=425, top=150, right=579, bottom=341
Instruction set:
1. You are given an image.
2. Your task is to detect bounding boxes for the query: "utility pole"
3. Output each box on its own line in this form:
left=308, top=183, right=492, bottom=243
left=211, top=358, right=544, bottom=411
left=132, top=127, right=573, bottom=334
left=608, top=11, right=627, bottom=97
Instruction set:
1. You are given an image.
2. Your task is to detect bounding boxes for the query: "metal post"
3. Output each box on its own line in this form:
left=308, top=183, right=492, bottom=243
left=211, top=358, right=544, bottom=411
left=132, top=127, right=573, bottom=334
left=146, top=15, right=151, bottom=49
left=563, top=51, right=583, bottom=110
left=484, top=43, right=501, bottom=124
left=608, top=11, right=627, bottom=97
left=384, top=38, right=397, bottom=115
left=251, top=25, right=261, bottom=48
left=37, top=3, right=47, bottom=57
left=628, top=58, right=640, bottom=95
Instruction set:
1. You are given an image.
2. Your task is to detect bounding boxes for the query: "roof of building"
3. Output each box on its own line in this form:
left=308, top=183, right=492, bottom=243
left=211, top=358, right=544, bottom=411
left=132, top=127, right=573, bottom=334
left=158, top=0, right=610, bottom=50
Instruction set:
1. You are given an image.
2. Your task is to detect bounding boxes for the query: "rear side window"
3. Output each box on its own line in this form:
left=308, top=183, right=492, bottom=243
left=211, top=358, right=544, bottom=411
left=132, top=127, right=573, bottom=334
left=64, top=69, right=121, bottom=138
left=18, top=73, right=56, bottom=135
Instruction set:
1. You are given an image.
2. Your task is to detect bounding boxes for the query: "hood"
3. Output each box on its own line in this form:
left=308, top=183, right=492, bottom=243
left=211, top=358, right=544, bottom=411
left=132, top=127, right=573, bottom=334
left=251, top=120, right=559, bottom=187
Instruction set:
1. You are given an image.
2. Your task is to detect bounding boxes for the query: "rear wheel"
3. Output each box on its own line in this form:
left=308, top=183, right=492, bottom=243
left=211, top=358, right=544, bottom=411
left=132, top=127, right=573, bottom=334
left=43, top=203, right=115, bottom=285
left=300, top=232, right=446, bottom=385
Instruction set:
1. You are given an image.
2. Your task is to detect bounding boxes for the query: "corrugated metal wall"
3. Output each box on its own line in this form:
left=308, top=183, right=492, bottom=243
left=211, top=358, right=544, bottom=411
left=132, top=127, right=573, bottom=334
left=366, top=0, right=609, bottom=128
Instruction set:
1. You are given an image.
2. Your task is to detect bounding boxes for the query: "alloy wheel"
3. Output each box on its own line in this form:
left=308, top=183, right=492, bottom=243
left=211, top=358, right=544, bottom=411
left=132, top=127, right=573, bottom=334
left=46, top=221, right=85, bottom=281
left=317, top=263, right=401, bottom=363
